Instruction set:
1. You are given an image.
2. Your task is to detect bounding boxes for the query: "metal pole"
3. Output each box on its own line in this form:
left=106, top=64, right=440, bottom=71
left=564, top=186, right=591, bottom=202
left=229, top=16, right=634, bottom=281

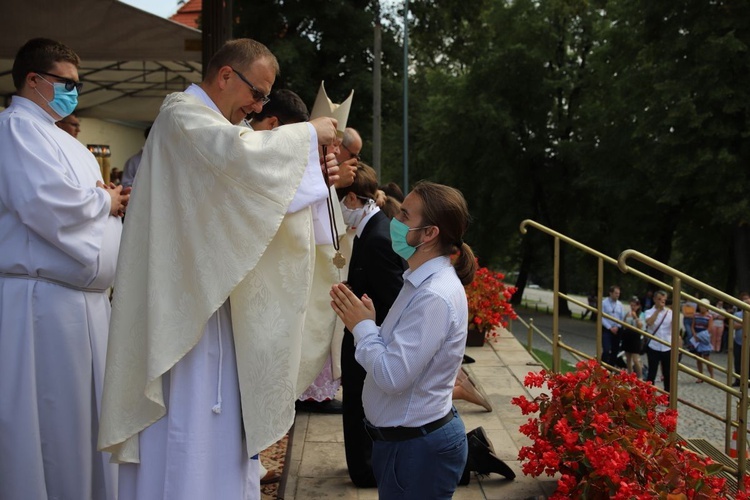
left=669, top=279, right=681, bottom=414
left=738, top=315, right=749, bottom=489
left=202, top=0, right=233, bottom=78
left=527, top=318, right=534, bottom=352
left=402, top=0, right=409, bottom=192
left=372, top=2, right=382, bottom=179
left=596, top=258, right=603, bottom=363
left=552, top=237, right=560, bottom=373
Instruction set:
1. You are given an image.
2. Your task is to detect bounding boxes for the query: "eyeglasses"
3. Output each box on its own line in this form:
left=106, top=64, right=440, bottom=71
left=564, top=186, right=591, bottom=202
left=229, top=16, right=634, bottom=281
left=342, top=144, right=361, bottom=161
left=35, top=71, right=83, bottom=93
left=230, top=67, right=270, bottom=105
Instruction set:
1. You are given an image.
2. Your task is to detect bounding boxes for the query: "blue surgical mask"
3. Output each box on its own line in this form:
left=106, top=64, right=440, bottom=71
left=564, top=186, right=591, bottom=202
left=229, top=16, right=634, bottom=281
left=390, top=218, right=428, bottom=260
left=36, top=76, right=78, bottom=118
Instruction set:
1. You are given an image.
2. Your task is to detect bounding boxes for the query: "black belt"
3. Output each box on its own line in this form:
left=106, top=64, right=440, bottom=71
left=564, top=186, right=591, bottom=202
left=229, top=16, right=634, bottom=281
left=364, top=410, right=454, bottom=442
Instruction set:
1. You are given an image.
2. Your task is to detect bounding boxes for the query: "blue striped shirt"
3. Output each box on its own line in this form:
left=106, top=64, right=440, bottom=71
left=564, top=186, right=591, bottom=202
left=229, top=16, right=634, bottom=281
left=352, top=255, right=468, bottom=427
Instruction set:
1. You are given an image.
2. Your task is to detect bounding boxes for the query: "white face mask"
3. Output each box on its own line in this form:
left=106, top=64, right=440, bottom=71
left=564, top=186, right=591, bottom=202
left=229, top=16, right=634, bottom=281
left=340, top=199, right=365, bottom=228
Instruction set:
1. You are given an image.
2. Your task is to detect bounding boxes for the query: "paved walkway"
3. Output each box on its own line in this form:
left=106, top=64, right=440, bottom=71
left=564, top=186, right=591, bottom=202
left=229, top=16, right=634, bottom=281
left=282, top=327, right=558, bottom=499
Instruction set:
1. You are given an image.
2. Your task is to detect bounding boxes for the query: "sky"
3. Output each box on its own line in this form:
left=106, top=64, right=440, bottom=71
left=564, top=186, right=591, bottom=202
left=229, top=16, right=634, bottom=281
left=120, top=0, right=181, bottom=18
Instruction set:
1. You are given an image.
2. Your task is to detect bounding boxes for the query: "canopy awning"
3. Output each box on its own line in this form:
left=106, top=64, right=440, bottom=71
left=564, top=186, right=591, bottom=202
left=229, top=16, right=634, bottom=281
left=0, top=0, right=203, bottom=124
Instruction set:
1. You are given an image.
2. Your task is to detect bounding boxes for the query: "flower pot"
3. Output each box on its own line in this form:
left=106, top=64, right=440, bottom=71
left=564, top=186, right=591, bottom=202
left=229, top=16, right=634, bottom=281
left=466, top=325, right=485, bottom=347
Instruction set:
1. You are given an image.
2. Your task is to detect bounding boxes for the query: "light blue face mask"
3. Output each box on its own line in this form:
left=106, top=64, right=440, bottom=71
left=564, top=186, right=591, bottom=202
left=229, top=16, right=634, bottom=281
left=390, top=218, right=428, bottom=260
left=36, top=75, right=78, bottom=118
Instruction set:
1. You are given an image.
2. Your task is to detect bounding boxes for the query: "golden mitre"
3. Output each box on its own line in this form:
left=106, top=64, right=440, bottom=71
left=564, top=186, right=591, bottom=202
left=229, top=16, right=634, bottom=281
left=309, top=82, right=353, bottom=138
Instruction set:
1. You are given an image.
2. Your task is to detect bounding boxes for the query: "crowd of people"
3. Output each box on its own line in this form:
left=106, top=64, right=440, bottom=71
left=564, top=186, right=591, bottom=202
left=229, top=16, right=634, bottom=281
left=598, top=284, right=750, bottom=390
left=0, top=36, right=512, bottom=500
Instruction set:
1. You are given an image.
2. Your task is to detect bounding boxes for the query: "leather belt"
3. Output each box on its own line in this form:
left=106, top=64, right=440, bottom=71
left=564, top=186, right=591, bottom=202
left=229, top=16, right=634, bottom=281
left=364, top=410, right=454, bottom=442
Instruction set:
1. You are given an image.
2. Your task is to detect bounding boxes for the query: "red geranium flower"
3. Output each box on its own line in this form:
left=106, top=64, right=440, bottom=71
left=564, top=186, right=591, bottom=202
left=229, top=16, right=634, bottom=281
left=512, top=360, right=731, bottom=498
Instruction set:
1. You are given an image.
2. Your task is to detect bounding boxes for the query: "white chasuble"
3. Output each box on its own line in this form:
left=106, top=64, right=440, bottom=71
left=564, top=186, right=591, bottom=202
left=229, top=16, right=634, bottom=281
left=296, top=186, right=350, bottom=394
left=99, top=90, right=327, bottom=475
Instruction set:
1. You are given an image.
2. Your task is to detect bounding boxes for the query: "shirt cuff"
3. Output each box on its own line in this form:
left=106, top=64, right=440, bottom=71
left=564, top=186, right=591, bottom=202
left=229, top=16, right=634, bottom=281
left=352, top=319, right=378, bottom=345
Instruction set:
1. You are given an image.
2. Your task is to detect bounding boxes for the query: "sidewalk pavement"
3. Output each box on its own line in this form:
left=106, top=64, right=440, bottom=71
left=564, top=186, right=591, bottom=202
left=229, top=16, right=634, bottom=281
left=282, top=327, right=559, bottom=499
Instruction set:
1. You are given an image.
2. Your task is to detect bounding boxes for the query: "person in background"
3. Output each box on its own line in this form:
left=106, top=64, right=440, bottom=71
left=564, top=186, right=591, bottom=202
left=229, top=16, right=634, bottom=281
left=120, top=124, right=151, bottom=189
left=732, top=293, right=750, bottom=386
left=644, top=290, right=674, bottom=391
left=601, top=285, right=624, bottom=367
left=330, top=181, right=476, bottom=498
left=246, top=88, right=309, bottom=129
left=640, top=288, right=655, bottom=312
left=0, top=37, right=128, bottom=500
left=335, top=127, right=362, bottom=189
left=691, top=298, right=714, bottom=381
left=622, top=296, right=645, bottom=380
left=709, top=299, right=725, bottom=353
left=682, top=294, right=697, bottom=338
left=55, top=110, right=80, bottom=138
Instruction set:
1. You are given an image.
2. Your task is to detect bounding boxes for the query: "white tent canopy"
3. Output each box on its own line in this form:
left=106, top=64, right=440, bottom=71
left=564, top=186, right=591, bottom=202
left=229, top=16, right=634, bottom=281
left=0, top=0, right=202, bottom=124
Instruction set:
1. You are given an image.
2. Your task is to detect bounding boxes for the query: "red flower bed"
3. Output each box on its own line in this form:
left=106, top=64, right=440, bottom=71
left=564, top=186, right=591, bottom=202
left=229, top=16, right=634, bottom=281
left=512, top=360, right=733, bottom=499
left=465, top=264, right=517, bottom=342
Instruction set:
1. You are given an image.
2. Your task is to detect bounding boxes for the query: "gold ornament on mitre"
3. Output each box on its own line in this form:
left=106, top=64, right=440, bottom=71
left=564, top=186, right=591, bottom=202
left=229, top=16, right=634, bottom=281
left=310, top=81, right=353, bottom=139
left=310, top=82, right=354, bottom=269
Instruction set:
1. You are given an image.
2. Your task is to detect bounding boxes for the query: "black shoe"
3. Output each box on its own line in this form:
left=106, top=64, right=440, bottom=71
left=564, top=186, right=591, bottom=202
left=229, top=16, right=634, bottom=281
left=467, top=427, right=495, bottom=454
left=462, top=354, right=476, bottom=364
left=467, top=435, right=516, bottom=480
left=295, top=398, right=344, bottom=414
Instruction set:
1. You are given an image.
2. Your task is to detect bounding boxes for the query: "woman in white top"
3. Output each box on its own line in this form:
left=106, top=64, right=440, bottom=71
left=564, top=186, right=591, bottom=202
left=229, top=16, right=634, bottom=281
left=330, top=181, right=477, bottom=499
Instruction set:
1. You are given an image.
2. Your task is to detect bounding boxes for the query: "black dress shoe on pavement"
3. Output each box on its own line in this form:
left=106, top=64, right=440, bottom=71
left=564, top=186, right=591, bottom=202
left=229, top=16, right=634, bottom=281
left=467, top=426, right=495, bottom=454
left=462, top=354, right=476, bottom=364
left=467, top=434, right=516, bottom=480
left=295, top=398, right=344, bottom=414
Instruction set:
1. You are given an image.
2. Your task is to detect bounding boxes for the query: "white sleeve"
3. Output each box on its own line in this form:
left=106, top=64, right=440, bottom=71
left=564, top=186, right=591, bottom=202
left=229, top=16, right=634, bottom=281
left=287, top=123, right=328, bottom=213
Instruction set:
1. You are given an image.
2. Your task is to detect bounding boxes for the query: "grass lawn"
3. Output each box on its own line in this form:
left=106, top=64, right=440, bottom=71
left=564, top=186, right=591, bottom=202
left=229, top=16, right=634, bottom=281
left=530, top=348, right=577, bottom=373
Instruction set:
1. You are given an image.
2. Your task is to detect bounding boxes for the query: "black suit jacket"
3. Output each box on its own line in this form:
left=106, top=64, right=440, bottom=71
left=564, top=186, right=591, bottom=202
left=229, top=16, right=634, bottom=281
left=346, top=210, right=406, bottom=326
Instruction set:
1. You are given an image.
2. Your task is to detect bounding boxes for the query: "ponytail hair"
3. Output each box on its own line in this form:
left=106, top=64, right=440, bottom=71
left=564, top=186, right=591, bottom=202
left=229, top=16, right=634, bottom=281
left=411, top=181, right=477, bottom=285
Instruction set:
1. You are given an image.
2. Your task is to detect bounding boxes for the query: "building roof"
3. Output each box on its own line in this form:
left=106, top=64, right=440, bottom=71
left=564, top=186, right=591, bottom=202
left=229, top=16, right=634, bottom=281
left=0, top=0, right=203, bottom=123
left=170, top=0, right=202, bottom=29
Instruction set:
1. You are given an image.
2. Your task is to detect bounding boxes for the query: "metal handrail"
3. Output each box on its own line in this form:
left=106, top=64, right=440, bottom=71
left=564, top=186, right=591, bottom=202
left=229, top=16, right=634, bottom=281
left=519, top=218, right=749, bottom=488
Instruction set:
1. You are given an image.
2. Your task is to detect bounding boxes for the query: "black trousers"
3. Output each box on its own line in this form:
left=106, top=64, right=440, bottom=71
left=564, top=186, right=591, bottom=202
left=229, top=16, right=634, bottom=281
left=341, top=331, right=377, bottom=487
left=646, top=347, right=671, bottom=392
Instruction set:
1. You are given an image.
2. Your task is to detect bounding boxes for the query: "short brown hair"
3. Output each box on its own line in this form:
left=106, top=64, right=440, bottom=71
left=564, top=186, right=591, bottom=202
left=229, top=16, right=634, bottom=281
left=12, top=38, right=80, bottom=90
left=205, top=39, right=279, bottom=81
left=411, top=181, right=477, bottom=285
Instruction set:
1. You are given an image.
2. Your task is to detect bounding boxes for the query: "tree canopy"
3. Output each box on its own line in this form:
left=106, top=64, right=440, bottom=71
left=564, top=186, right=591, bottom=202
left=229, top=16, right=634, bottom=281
left=233, top=0, right=750, bottom=301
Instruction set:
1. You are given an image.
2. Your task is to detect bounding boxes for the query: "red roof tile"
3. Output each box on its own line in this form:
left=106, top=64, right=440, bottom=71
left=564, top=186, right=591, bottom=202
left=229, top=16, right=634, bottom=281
left=170, top=0, right=202, bottom=29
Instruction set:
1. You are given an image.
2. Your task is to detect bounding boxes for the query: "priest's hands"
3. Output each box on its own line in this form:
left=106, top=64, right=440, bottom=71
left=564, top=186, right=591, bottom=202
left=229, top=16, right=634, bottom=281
left=330, top=282, right=376, bottom=332
left=333, top=157, right=357, bottom=189
left=98, top=181, right=131, bottom=217
left=321, top=153, right=340, bottom=187
left=310, top=117, right=338, bottom=146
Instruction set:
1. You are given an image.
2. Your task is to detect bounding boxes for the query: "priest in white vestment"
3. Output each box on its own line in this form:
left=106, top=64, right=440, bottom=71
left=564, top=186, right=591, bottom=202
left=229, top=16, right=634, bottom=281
left=98, top=39, right=340, bottom=500
left=0, top=38, right=129, bottom=500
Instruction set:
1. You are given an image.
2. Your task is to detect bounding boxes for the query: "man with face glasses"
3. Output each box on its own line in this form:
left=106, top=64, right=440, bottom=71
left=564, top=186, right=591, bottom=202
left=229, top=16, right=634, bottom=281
left=55, top=111, right=81, bottom=138
left=0, top=38, right=128, bottom=500
left=99, top=39, right=340, bottom=500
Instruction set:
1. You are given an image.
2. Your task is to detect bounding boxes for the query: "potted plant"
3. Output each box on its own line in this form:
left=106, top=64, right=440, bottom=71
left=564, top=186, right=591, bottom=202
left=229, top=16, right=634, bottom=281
left=464, top=264, right=517, bottom=346
left=512, top=360, right=732, bottom=499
